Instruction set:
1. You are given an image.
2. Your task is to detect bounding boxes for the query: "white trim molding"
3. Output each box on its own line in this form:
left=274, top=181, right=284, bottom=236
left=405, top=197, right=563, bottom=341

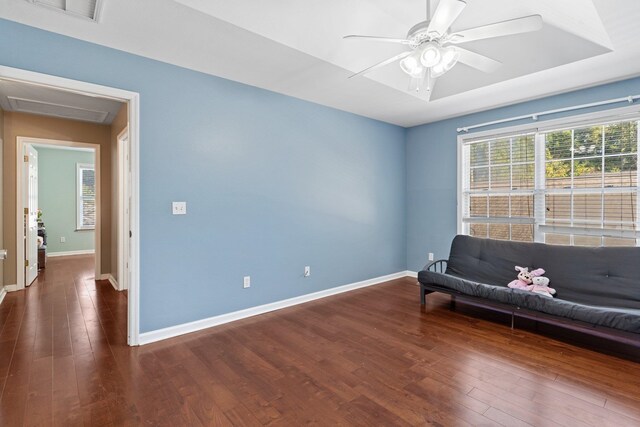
left=47, top=249, right=95, bottom=257
left=406, top=271, right=418, bottom=278
left=98, top=274, right=120, bottom=291
left=0, top=287, right=7, bottom=305
left=4, top=284, right=18, bottom=292
left=139, top=271, right=411, bottom=345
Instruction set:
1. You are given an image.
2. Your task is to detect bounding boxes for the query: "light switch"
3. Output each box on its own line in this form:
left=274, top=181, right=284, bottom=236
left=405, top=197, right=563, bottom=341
left=172, top=201, right=187, bottom=215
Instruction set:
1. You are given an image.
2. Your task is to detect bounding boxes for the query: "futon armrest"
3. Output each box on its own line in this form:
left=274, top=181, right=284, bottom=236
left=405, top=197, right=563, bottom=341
left=423, top=259, right=448, bottom=274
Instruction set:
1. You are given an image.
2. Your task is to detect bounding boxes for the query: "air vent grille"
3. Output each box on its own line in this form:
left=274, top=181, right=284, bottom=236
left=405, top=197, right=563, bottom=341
left=8, top=97, right=110, bottom=123
left=27, top=0, right=102, bottom=22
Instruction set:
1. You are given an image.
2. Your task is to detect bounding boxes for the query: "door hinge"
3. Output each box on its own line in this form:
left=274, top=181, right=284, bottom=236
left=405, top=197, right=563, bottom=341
left=24, top=155, right=29, bottom=162
left=25, top=259, right=29, bottom=267
left=24, top=207, right=29, bottom=215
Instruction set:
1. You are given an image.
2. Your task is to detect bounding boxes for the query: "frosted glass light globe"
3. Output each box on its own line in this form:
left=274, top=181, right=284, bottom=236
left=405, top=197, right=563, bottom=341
left=420, top=43, right=441, bottom=67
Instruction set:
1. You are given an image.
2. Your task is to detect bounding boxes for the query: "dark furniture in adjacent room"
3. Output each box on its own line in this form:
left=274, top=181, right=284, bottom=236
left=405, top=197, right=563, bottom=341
left=38, top=224, right=47, bottom=270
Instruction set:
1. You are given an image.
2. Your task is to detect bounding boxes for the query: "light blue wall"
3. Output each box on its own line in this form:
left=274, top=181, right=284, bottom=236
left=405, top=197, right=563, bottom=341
left=37, top=147, right=95, bottom=253
left=0, top=19, right=406, bottom=332
left=406, top=76, right=640, bottom=271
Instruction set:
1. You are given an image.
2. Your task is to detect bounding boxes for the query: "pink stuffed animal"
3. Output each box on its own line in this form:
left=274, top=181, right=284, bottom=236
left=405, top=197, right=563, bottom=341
left=508, top=266, right=545, bottom=290
left=527, top=276, right=557, bottom=298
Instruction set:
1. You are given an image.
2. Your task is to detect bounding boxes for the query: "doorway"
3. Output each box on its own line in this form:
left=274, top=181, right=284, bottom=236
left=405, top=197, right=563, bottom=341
left=0, top=65, right=140, bottom=345
left=19, top=138, right=100, bottom=287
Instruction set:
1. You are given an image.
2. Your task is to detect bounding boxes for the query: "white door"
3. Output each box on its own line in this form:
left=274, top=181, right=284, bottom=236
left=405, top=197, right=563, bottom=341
left=25, top=144, right=39, bottom=286
left=117, top=131, right=130, bottom=290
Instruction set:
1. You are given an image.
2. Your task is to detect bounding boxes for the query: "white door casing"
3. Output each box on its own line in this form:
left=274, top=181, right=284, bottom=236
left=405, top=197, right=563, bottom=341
left=25, top=144, right=38, bottom=286
left=2, top=65, right=140, bottom=346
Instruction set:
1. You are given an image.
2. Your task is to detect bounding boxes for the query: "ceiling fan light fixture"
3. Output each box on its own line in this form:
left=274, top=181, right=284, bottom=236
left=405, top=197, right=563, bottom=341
left=400, top=53, right=424, bottom=77
left=419, top=42, right=441, bottom=67
left=429, top=47, right=460, bottom=78
left=440, top=46, right=460, bottom=71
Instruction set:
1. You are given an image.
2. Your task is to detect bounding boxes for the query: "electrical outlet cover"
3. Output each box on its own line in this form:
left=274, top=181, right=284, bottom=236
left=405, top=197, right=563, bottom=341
left=172, top=201, right=187, bottom=215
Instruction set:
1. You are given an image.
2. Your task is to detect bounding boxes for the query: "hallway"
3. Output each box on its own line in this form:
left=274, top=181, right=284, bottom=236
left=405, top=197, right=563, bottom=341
left=0, top=255, right=129, bottom=425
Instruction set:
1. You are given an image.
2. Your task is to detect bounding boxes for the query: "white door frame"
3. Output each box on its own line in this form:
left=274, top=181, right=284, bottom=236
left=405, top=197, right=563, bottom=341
left=17, top=137, right=101, bottom=288
left=1, top=65, right=141, bottom=346
left=117, top=126, right=130, bottom=291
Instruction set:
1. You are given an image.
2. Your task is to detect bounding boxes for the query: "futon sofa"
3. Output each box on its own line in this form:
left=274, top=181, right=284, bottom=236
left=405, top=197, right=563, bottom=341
left=418, top=235, right=640, bottom=346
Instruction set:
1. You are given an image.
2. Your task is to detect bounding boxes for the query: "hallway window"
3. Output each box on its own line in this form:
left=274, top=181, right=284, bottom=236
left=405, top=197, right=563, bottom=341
left=77, top=163, right=96, bottom=230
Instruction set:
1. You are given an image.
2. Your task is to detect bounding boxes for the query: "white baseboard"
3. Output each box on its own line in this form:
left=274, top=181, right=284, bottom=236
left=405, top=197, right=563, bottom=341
left=47, top=249, right=95, bottom=257
left=98, top=274, right=120, bottom=291
left=108, top=275, right=119, bottom=291
left=139, top=270, right=411, bottom=345
left=406, top=271, right=418, bottom=278
left=4, top=284, right=18, bottom=292
left=0, top=287, right=6, bottom=305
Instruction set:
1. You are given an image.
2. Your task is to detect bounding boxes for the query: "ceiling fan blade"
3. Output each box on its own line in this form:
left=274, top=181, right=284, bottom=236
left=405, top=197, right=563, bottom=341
left=343, top=35, right=411, bottom=45
left=348, top=51, right=412, bottom=78
left=448, top=15, right=543, bottom=44
left=456, top=48, right=502, bottom=73
left=427, top=0, right=467, bottom=37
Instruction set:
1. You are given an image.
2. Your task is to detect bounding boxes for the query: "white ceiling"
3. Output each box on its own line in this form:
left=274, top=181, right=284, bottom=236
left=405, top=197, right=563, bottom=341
left=2, top=0, right=640, bottom=127
left=0, top=79, right=123, bottom=124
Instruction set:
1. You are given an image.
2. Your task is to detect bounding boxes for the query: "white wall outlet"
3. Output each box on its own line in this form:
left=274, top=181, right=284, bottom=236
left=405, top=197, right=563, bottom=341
left=428, top=252, right=434, bottom=261
left=60, top=236, right=66, bottom=243
left=172, top=201, right=187, bottom=215
left=243, top=276, right=251, bottom=288
left=304, top=266, right=311, bottom=277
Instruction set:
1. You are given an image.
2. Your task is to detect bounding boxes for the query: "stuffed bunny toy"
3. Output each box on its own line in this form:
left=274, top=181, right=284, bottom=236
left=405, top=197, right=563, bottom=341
left=508, top=266, right=545, bottom=290
left=508, top=266, right=533, bottom=289
left=528, top=276, right=557, bottom=298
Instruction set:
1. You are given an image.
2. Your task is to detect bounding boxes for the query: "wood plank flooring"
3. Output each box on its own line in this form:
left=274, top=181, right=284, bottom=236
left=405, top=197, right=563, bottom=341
left=0, top=255, right=638, bottom=426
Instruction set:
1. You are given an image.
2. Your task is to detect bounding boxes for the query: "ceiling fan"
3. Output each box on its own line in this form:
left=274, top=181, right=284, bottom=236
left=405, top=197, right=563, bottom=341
left=344, top=0, right=543, bottom=100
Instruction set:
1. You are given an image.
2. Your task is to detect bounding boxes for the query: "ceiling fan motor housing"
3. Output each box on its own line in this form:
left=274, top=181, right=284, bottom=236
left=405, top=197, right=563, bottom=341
left=407, top=20, right=438, bottom=48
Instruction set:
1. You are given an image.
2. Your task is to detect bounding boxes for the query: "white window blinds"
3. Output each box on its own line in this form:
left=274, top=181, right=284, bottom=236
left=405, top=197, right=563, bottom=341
left=460, top=118, right=640, bottom=247
left=462, top=133, right=536, bottom=242
left=540, top=121, right=638, bottom=246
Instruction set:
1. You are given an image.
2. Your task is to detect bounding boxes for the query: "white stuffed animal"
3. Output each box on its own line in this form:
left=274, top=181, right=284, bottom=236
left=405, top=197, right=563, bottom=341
left=528, top=276, right=556, bottom=298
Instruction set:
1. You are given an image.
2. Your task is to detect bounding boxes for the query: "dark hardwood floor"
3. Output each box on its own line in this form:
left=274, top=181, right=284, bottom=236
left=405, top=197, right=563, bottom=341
left=0, top=255, right=639, bottom=426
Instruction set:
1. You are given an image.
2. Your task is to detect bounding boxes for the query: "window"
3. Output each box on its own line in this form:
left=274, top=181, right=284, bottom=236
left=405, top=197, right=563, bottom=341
left=77, top=163, right=96, bottom=230
left=460, top=116, right=639, bottom=247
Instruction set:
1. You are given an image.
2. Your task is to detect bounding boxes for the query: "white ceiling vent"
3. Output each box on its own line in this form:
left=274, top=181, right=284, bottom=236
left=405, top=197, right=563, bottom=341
left=27, top=0, right=103, bottom=22
left=8, top=96, right=110, bottom=123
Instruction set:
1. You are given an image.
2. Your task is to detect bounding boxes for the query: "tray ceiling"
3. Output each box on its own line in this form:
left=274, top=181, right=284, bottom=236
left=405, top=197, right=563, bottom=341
left=1, top=0, right=639, bottom=127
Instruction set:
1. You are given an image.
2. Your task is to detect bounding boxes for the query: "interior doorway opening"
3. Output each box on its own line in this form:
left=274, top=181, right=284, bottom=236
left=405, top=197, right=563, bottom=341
left=19, top=138, right=100, bottom=287
left=0, top=65, right=140, bottom=345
